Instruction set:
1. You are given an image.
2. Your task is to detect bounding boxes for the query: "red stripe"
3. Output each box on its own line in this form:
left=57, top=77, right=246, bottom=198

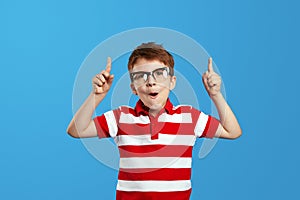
left=202, top=116, right=220, bottom=138
left=116, top=189, right=192, bottom=200
left=118, top=106, right=139, bottom=116
left=117, top=123, right=196, bottom=136
left=159, top=122, right=196, bottom=135
left=118, top=168, right=191, bottom=181
left=156, top=107, right=200, bottom=135
left=93, top=115, right=110, bottom=138
left=118, top=123, right=150, bottom=135
left=119, top=145, right=192, bottom=158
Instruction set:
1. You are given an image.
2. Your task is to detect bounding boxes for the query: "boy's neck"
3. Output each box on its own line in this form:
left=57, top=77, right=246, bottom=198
left=138, top=99, right=169, bottom=117
left=148, top=103, right=167, bottom=118
left=149, top=109, right=161, bottom=118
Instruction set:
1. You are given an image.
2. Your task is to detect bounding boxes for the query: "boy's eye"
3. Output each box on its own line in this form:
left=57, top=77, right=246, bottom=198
left=154, top=68, right=167, bottom=78
left=133, top=73, right=146, bottom=80
left=154, top=70, right=164, bottom=76
left=131, top=67, right=169, bottom=84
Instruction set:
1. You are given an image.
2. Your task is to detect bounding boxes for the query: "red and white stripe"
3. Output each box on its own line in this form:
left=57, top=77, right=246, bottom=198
left=94, top=103, right=219, bottom=200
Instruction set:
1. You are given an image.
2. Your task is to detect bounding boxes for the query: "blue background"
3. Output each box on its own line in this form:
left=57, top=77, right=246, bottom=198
left=1, top=0, right=299, bottom=199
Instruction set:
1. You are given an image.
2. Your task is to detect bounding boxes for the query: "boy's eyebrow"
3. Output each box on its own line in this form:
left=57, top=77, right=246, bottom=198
left=130, top=67, right=167, bottom=74
left=130, top=65, right=168, bottom=73
left=133, top=63, right=167, bottom=68
left=130, top=70, right=149, bottom=74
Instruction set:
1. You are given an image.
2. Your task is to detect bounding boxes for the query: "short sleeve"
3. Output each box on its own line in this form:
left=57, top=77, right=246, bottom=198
left=193, top=108, right=220, bottom=139
left=93, top=110, right=119, bottom=138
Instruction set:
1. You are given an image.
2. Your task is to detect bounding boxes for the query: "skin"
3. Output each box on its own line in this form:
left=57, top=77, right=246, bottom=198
left=202, top=58, right=242, bottom=139
left=66, top=57, right=114, bottom=138
left=130, top=58, right=176, bottom=117
left=67, top=57, right=242, bottom=139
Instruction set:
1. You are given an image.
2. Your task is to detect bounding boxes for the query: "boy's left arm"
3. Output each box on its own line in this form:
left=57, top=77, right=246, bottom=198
left=202, top=58, right=242, bottom=139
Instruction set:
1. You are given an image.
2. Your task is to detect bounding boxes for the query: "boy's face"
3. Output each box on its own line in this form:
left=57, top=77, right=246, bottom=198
left=130, top=58, right=176, bottom=113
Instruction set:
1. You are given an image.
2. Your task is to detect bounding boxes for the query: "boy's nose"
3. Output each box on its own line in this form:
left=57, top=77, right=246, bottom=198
left=146, top=74, right=156, bottom=86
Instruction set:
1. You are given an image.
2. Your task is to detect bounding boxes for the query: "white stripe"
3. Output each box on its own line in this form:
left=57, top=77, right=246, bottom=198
left=120, top=157, right=192, bottom=169
left=104, top=111, right=118, bottom=137
left=119, top=113, right=150, bottom=124
left=117, top=180, right=191, bottom=192
left=116, top=134, right=196, bottom=146
left=172, top=105, right=192, bottom=110
left=158, top=113, right=192, bottom=123
left=194, top=112, right=209, bottom=137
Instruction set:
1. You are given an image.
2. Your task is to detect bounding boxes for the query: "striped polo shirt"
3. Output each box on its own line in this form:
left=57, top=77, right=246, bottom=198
left=93, top=98, right=220, bottom=200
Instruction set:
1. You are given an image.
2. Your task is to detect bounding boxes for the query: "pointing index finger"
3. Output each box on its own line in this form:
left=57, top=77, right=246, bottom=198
left=208, top=57, right=214, bottom=73
left=105, top=57, right=112, bottom=73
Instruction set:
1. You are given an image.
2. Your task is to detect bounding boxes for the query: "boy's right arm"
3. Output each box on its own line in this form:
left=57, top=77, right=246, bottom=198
left=67, top=57, right=114, bottom=138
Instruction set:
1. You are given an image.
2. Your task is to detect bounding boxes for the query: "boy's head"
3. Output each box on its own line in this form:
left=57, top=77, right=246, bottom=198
left=128, top=42, right=177, bottom=114
left=128, top=42, right=174, bottom=75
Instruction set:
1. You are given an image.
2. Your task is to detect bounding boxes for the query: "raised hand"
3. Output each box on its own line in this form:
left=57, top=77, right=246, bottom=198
left=202, top=57, right=221, bottom=97
left=92, top=57, right=114, bottom=94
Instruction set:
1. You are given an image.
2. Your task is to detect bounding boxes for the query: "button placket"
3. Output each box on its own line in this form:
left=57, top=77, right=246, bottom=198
left=150, top=115, right=159, bottom=140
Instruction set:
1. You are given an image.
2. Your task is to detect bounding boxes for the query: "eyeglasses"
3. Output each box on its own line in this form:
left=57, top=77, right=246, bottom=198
left=130, top=67, right=171, bottom=85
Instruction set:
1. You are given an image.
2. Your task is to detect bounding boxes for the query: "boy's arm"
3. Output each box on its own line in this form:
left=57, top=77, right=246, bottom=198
left=67, top=57, right=114, bottom=138
left=202, top=58, right=242, bottom=139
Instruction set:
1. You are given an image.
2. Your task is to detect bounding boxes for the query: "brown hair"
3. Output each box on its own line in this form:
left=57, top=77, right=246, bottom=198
left=127, top=42, right=174, bottom=76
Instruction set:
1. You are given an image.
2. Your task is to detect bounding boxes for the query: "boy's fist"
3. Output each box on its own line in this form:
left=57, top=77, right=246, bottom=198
left=92, top=57, right=114, bottom=94
left=202, top=58, right=221, bottom=97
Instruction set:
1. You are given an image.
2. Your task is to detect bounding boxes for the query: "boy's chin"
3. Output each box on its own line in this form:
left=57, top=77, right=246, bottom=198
left=148, top=104, right=163, bottom=112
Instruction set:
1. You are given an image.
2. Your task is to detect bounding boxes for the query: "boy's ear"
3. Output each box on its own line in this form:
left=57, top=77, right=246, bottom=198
left=130, top=83, right=138, bottom=95
left=169, top=76, right=176, bottom=90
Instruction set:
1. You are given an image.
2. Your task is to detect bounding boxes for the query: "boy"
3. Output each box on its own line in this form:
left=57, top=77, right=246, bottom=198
left=67, top=42, right=242, bottom=200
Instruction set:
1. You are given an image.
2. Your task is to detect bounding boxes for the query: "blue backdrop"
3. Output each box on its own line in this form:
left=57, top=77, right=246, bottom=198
left=1, top=0, right=299, bottom=199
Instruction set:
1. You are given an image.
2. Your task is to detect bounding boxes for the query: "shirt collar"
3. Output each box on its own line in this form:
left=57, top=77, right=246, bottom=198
left=135, top=98, right=174, bottom=116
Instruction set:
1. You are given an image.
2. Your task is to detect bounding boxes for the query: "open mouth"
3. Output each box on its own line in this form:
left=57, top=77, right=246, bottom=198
left=149, top=92, right=159, bottom=98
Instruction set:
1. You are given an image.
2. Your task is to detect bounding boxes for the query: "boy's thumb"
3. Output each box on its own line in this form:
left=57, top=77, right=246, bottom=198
left=108, top=75, right=114, bottom=84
